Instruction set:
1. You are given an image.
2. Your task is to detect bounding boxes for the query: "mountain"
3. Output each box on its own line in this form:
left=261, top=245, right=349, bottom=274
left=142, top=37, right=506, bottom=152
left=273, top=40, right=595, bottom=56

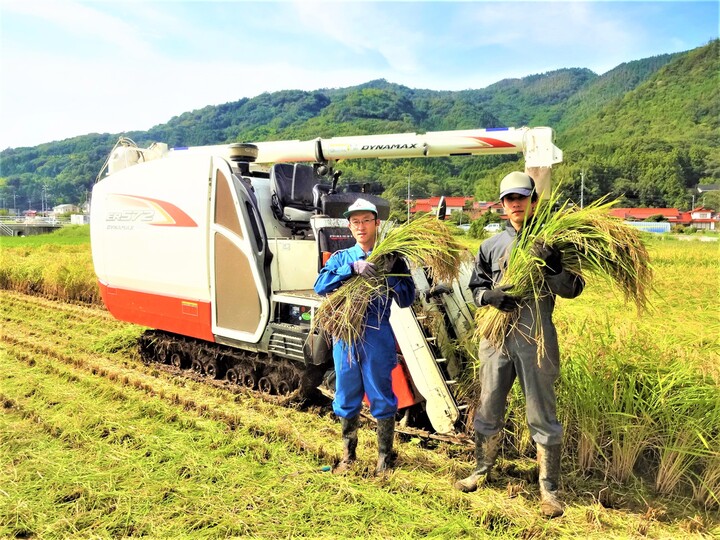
left=0, top=40, right=717, bottom=213
left=555, top=40, right=720, bottom=208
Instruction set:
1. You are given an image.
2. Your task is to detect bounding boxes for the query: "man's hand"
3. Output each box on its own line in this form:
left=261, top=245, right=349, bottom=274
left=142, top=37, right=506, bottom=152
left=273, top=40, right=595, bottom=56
left=425, top=284, right=452, bottom=301
left=481, top=285, right=520, bottom=312
left=533, top=241, right=562, bottom=275
left=351, top=260, right=379, bottom=279
left=379, top=253, right=398, bottom=274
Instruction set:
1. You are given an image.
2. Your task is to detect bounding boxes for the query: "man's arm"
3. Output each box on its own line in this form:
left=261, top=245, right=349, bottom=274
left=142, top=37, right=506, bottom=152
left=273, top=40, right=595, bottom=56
left=545, top=270, right=585, bottom=299
left=313, top=251, right=353, bottom=295
left=468, top=247, right=494, bottom=307
left=533, top=242, right=585, bottom=299
left=386, top=257, right=415, bottom=308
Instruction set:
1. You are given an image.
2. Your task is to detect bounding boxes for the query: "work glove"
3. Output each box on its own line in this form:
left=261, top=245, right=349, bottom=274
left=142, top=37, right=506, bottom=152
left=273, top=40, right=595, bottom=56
left=351, top=260, right=379, bottom=279
left=533, top=241, right=563, bottom=275
left=424, top=284, right=452, bottom=301
left=481, top=285, right=520, bottom=312
left=379, top=253, right=399, bottom=274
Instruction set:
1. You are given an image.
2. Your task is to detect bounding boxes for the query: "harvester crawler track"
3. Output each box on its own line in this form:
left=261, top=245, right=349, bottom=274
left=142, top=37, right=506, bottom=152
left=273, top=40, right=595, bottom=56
left=137, top=329, right=324, bottom=401
left=137, top=329, right=473, bottom=447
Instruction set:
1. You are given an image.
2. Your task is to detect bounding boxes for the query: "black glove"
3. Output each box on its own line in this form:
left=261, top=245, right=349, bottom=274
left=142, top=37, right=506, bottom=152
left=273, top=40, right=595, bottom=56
left=379, top=253, right=399, bottom=274
left=533, top=241, right=562, bottom=275
left=481, top=285, right=520, bottom=312
left=351, top=260, right=379, bottom=279
left=424, top=284, right=452, bottom=301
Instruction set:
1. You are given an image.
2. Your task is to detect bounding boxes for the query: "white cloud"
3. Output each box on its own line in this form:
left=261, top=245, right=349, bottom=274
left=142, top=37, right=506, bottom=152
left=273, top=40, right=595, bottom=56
left=454, top=2, right=642, bottom=71
left=1, top=0, right=158, bottom=57
left=290, top=1, right=426, bottom=73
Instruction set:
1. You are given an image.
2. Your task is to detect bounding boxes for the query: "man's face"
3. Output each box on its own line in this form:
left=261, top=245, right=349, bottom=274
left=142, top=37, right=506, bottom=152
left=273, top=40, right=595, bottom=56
left=501, top=193, right=536, bottom=229
left=348, top=211, right=379, bottom=244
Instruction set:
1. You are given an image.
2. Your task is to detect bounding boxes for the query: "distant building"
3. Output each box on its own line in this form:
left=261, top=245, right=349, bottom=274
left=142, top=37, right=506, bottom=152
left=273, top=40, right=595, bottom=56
left=687, top=207, right=718, bottom=230
left=696, top=184, right=719, bottom=194
left=71, top=214, right=90, bottom=225
left=408, top=196, right=474, bottom=217
left=609, top=206, right=718, bottom=231
left=609, top=207, right=684, bottom=222
left=53, top=203, right=80, bottom=215
left=474, top=201, right=504, bottom=217
left=622, top=221, right=672, bottom=234
left=407, top=196, right=505, bottom=220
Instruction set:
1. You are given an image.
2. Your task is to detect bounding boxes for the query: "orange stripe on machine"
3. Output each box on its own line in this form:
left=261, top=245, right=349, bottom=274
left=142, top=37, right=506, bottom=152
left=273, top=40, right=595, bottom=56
left=99, top=282, right=213, bottom=342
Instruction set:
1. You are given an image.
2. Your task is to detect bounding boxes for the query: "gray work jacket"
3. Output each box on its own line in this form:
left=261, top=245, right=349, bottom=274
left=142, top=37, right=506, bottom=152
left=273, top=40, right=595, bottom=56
left=468, top=224, right=584, bottom=360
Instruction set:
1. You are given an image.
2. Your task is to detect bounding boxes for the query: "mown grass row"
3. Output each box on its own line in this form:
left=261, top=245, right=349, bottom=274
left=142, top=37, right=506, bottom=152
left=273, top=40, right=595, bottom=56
left=2, top=227, right=718, bottom=509
left=2, top=291, right=714, bottom=539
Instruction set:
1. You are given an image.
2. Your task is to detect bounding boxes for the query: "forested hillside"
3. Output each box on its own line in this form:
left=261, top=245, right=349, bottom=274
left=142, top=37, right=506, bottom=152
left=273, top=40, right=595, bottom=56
left=1, top=41, right=717, bottom=214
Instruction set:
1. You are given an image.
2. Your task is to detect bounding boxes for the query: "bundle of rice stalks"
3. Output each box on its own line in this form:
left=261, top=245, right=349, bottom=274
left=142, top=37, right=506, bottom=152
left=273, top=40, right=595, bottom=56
left=473, top=187, right=653, bottom=359
left=312, top=214, right=471, bottom=346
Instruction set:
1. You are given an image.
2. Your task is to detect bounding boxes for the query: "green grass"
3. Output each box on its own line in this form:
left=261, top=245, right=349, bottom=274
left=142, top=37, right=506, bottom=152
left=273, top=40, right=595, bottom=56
left=0, top=227, right=719, bottom=536
left=2, top=292, right=717, bottom=538
left=1, top=224, right=90, bottom=247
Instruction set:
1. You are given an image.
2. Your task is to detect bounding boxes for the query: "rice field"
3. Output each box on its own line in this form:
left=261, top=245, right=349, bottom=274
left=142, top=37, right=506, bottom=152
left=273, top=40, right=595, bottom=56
left=0, top=226, right=718, bottom=538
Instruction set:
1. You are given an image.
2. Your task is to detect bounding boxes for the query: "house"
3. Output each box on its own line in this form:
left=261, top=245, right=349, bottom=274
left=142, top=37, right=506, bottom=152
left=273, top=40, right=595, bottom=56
left=474, top=201, right=504, bottom=218
left=408, top=196, right=474, bottom=218
left=685, top=206, right=718, bottom=231
left=53, top=203, right=80, bottom=215
left=407, top=196, right=507, bottom=220
left=609, top=207, right=718, bottom=231
left=608, top=207, right=684, bottom=223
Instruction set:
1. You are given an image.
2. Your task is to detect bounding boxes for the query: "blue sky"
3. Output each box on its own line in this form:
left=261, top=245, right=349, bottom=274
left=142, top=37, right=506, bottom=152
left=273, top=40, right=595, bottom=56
left=0, top=1, right=717, bottom=149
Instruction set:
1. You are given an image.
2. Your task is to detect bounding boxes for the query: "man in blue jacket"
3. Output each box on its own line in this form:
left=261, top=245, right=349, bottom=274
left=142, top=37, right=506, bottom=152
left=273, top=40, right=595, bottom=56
left=455, top=172, right=584, bottom=518
left=313, top=198, right=415, bottom=475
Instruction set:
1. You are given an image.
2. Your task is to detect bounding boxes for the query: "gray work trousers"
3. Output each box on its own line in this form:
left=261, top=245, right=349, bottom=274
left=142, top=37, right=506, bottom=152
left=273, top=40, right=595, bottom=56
left=473, top=333, right=563, bottom=446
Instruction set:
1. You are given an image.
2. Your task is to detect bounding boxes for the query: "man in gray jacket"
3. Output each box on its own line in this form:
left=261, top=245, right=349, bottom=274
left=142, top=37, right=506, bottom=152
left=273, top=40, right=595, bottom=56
left=455, top=172, right=584, bottom=518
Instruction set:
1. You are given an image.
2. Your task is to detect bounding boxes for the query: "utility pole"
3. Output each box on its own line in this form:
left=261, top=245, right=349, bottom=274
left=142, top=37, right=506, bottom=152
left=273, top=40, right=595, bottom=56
left=407, top=174, right=411, bottom=222
left=580, top=170, right=585, bottom=209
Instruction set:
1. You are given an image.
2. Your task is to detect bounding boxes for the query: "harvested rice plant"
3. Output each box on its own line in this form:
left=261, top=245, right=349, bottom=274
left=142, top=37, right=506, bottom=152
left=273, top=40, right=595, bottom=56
left=1, top=226, right=718, bottom=538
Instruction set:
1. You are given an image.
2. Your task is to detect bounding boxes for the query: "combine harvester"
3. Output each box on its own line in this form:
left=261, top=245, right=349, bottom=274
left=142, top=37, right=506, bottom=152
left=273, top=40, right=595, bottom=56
left=90, top=127, right=562, bottom=437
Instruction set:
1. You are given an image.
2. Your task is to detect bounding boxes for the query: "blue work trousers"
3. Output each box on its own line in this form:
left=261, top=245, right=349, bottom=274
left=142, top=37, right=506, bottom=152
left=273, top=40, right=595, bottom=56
left=333, top=323, right=398, bottom=420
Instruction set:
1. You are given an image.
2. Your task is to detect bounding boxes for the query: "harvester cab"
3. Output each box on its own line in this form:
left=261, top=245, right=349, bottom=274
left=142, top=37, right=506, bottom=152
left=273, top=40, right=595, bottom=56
left=91, top=127, right=562, bottom=436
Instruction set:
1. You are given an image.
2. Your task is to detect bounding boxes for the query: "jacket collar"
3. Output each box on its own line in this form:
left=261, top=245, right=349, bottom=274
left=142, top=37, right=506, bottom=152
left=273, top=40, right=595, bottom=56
left=350, top=243, right=372, bottom=259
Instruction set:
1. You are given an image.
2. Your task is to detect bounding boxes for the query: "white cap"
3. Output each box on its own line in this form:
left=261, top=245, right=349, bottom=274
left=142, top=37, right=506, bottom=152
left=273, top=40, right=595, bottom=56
left=343, top=198, right=378, bottom=218
left=499, top=171, right=535, bottom=199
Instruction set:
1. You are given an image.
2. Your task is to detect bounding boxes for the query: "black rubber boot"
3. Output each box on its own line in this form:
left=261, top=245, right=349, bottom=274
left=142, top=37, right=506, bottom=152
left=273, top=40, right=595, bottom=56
left=537, top=443, right=564, bottom=518
left=374, top=417, right=396, bottom=475
left=454, top=431, right=502, bottom=492
left=334, top=415, right=360, bottom=474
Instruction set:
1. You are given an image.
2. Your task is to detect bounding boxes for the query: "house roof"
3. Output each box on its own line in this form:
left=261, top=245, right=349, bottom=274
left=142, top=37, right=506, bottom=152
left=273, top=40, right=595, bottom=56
left=409, top=196, right=474, bottom=213
left=476, top=201, right=503, bottom=210
left=609, top=208, right=683, bottom=220
left=412, top=202, right=433, bottom=213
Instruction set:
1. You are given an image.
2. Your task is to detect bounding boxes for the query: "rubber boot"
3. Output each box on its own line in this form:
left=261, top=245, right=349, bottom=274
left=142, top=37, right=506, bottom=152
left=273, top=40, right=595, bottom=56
left=334, top=415, right=359, bottom=474
left=454, top=431, right=502, bottom=492
left=374, top=417, right=396, bottom=475
left=537, top=443, right=564, bottom=518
